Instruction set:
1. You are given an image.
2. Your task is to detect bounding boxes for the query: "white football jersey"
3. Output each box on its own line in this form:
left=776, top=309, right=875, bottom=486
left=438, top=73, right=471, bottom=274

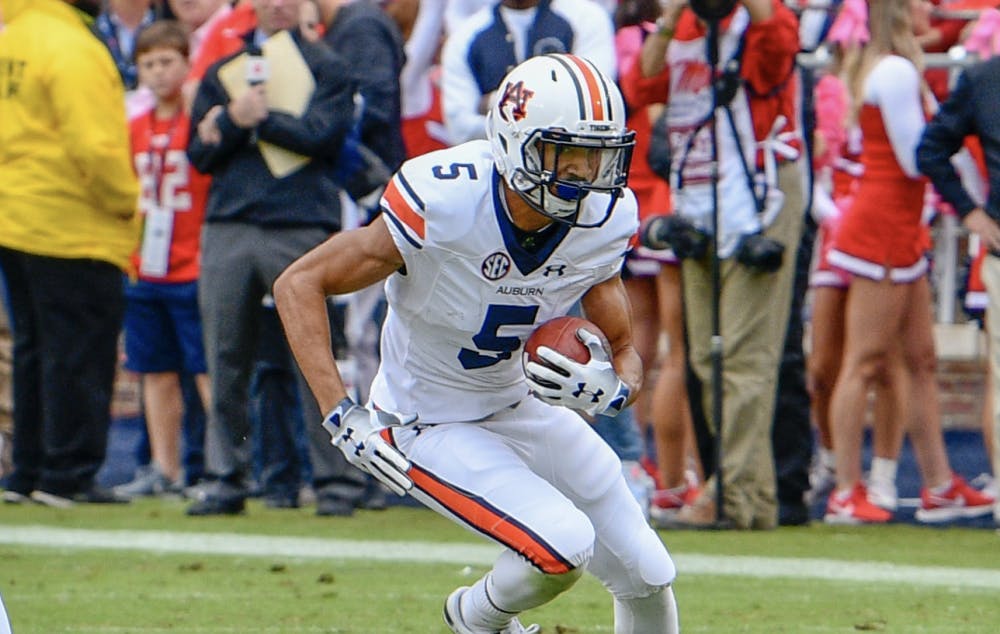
left=370, top=140, right=638, bottom=423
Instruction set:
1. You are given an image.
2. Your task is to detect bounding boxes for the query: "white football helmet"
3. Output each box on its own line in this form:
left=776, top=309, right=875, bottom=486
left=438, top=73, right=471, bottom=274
left=485, top=54, right=635, bottom=227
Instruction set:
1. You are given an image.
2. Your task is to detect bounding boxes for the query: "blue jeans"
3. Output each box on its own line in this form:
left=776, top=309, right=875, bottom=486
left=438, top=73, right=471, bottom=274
left=592, top=407, right=644, bottom=462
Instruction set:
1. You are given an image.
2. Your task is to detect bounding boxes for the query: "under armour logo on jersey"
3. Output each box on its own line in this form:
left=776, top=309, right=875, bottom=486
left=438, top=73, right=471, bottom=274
left=482, top=252, right=511, bottom=280
left=572, top=383, right=605, bottom=404
left=543, top=265, right=567, bottom=277
left=498, top=80, right=535, bottom=123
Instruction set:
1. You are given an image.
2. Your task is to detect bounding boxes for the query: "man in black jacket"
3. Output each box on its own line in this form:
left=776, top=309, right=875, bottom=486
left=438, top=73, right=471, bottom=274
left=186, top=1, right=364, bottom=516
left=319, top=0, right=406, bottom=177
left=917, top=55, right=1000, bottom=520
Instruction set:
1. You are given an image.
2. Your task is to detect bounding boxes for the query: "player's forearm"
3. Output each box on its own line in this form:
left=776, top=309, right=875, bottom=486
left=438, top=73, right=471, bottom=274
left=612, top=344, right=644, bottom=407
left=273, top=270, right=348, bottom=414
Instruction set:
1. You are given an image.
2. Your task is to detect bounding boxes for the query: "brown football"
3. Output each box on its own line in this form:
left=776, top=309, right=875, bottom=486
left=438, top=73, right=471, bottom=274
left=524, top=316, right=609, bottom=366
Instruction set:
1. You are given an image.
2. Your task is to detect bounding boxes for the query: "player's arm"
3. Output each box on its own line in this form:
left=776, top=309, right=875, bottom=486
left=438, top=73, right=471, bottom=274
left=274, top=216, right=412, bottom=495
left=524, top=273, right=642, bottom=417
left=273, top=215, right=403, bottom=413
left=580, top=274, right=643, bottom=406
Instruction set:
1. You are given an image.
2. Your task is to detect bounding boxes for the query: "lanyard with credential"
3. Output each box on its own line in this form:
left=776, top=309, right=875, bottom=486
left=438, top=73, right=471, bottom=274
left=138, top=111, right=182, bottom=278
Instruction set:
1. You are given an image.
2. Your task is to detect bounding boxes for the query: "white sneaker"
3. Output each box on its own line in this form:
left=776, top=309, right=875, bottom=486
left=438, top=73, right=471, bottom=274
left=806, top=459, right=836, bottom=506
left=866, top=477, right=898, bottom=511
left=2, top=490, right=32, bottom=505
left=114, top=464, right=182, bottom=499
left=970, top=473, right=997, bottom=499
left=444, top=587, right=540, bottom=634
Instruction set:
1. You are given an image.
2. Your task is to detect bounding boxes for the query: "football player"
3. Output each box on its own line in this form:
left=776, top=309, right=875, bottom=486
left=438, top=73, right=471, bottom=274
left=274, top=54, right=680, bottom=634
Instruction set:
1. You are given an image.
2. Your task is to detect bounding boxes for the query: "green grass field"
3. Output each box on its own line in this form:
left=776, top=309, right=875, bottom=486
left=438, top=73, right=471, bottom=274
left=1, top=499, right=998, bottom=633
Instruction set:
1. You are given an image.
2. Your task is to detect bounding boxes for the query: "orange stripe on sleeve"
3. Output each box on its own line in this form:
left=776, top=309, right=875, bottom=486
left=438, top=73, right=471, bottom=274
left=409, top=466, right=573, bottom=575
left=383, top=179, right=426, bottom=239
left=566, top=55, right=605, bottom=121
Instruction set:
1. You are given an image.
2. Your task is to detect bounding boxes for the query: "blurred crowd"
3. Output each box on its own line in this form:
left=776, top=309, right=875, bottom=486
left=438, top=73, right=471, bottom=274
left=1, top=0, right=999, bottom=529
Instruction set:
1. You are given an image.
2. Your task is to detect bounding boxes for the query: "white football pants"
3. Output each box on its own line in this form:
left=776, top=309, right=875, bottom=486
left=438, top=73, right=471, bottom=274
left=387, top=397, right=677, bottom=628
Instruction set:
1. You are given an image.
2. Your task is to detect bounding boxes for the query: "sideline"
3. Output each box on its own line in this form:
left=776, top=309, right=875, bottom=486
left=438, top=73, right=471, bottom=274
left=1, top=524, right=1000, bottom=590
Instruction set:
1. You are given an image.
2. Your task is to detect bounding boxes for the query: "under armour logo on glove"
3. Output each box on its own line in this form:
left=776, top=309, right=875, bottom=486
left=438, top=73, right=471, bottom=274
left=524, top=329, right=631, bottom=417
left=572, top=383, right=604, bottom=403
left=321, top=397, right=415, bottom=495
left=338, top=428, right=354, bottom=445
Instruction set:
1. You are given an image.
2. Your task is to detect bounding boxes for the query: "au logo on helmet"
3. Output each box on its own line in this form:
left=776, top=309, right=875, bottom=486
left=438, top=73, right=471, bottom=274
left=498, top=80, right=535, bottom=123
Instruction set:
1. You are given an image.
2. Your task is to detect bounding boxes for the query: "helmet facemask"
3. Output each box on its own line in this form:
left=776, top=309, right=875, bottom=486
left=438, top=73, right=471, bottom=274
left=511, top=129, right=634, bottom=225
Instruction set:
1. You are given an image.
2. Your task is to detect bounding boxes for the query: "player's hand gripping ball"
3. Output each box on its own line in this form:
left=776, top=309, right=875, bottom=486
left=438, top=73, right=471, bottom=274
left=522, top=316, right=629, bottom=417
left=524, top=316, right=608, bottom=369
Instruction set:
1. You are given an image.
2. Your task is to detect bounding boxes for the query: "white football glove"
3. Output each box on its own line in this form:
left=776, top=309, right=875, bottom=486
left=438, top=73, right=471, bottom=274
left=321, top=398, right=414, bottom=496
left=523, top=328, right=631, bottom=417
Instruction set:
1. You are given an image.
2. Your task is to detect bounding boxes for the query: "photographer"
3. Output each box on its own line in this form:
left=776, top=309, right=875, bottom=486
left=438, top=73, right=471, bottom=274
left=620, top=0, right=804, bottom=530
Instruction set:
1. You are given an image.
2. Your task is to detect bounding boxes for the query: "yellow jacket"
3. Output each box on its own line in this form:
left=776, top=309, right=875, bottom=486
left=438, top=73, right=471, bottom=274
left=0, top=0, right=139, bottom=271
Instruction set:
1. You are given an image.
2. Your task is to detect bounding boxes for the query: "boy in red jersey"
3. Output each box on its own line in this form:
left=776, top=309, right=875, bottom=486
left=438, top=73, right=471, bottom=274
left=116, top=20, right=212, bottom=498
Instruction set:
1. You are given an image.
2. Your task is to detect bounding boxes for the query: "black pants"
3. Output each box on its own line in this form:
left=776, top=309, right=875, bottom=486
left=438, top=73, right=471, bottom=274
left=771, top=218, right=816, bottom=512
left=249, top=304, right=309, bottom=500
left=0, top=247, right=123, bottom=495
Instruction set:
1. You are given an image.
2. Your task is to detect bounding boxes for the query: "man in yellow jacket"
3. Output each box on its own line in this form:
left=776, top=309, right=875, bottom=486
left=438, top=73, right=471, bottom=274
left=0, top=0, right=140, bottom=506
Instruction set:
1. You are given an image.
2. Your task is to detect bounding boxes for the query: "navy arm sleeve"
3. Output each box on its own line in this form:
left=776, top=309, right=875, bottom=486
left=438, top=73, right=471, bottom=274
left=917, top=70, right=978, bottom=218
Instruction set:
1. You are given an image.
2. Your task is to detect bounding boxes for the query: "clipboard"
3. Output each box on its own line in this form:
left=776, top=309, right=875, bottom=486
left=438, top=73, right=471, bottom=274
left=217, top=31, right=316, bottom=178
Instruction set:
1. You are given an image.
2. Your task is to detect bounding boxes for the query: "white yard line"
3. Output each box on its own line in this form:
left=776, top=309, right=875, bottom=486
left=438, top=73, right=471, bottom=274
left=1, top=525, right=999, bottom=590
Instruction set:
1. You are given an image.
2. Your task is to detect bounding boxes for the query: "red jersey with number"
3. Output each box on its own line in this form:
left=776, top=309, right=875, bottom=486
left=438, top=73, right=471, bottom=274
left=129, top=111, right=210, bottom=282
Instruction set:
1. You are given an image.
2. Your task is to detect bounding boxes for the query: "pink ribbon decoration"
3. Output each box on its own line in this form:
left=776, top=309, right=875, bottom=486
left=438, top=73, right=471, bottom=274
left=963, top=9, right=1000, bottom=60
left=826, top=0, right=870, bottom=48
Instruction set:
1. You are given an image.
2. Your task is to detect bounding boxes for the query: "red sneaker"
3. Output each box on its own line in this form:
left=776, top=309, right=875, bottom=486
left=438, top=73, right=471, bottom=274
left=915, top=473, right=995, bottom=523
left=823, top=483, right=892, bottom=525
left=650, top=481, right=700, bottom=526
left=640, top=455, right=663, bottom=490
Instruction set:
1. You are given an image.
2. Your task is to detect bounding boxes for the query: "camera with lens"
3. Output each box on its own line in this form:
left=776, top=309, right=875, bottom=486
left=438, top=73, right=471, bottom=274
left=734, top=232, right=785, bottom=273
left=643, top=215, right=784, bottom=272
left=641, top=214, right=710, bottom=260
